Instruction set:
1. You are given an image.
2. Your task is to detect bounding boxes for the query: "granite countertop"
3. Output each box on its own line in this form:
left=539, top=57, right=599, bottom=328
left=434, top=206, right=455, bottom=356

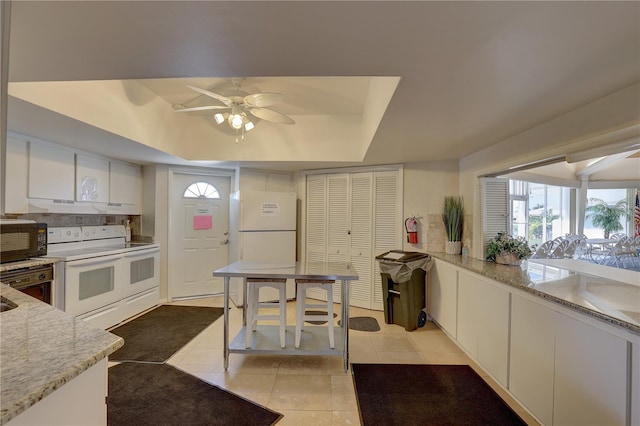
left=429, top=252, right=640, bottom=335
left=0, top=258, right=59, bottom=273
left=0, top=284, right=123, bottom=425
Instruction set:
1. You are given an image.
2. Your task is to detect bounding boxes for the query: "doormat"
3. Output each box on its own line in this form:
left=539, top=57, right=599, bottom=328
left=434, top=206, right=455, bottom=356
left=108, top=362, right=282, bottom=426
left=338, top=316, right=381, bottom=332
left=109, top=305, right=224, bottom=363
left=352, top=364, right=526, bottom=426
left=304, top=310, right=338, bottom=325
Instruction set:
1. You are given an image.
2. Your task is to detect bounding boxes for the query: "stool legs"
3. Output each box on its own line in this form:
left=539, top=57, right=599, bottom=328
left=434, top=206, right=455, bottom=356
left=245, top=280, right=287, bottom=349
left=295, top=281, right=335, bottom=349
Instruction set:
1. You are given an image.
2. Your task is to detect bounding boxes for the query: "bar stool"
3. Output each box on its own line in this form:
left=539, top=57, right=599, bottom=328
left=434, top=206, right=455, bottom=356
left=295, top=279, right=335, bottom=349
left=245, top=278, right=288, bottom=348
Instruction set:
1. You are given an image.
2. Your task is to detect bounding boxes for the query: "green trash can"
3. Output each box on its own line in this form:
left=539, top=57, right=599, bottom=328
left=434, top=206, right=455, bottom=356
left=376, top=251, right=432, bottom=331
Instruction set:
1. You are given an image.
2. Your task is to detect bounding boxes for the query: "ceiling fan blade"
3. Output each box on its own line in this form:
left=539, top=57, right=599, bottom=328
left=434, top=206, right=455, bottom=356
left=244, top=92, right=285, bottom=108
left=186, top=85, right=232, bottom=106
left=248, top=107, right=295, bottom=124
left=174, top=105, right=230, bottom=112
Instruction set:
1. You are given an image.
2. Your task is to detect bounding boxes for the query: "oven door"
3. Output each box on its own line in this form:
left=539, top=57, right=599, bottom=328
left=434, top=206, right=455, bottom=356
left=63, top=253, right=124, bottom=316
left=122, top=247, right=160, bottom=298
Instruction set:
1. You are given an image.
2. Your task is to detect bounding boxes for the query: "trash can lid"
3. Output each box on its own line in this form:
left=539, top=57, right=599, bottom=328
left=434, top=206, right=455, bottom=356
left=375, top=250, right=430, bottom=263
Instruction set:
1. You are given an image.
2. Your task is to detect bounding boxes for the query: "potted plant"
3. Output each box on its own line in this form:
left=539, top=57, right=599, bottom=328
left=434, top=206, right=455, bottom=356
left=442, top=196, right=464, bottom=254
left=486, top=232, right=535, bottom=266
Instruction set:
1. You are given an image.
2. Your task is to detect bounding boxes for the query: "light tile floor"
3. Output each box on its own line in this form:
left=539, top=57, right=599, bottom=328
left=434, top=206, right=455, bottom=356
left=135, top=296, right=540, bottom=425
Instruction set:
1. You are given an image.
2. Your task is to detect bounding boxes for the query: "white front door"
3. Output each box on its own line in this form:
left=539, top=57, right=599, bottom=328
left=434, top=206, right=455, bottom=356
left=169, top=173, right=230, bottom=300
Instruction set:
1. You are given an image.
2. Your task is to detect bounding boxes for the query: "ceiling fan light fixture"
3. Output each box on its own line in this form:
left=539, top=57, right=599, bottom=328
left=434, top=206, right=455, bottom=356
left=229, top=113, right=244, bottom=129
left=214, top=113, right=225, bottom=124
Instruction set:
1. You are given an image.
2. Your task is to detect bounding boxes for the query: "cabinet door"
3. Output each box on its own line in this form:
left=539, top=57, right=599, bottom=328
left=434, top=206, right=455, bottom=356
left=109, top=161, right=141, bottom=205
left=326, top=173, right=349, bottom=302
left=458, top=270, right=510, bottom=386
left=554, top=312, right=628, bottom=426
left=457, top=271, right=480, bottom=357
left=28, top=140, right=75, bottom=200
left=306, top=174, right=327, bottom=263
left=5, top=137, right=29, bottom=213
left=372, top=171, right=402, bottom=310
left=428, top=259, right=457, bottom=337
left=349, top=172, right=373, bottom=309
left=509, top=294, right=555, bottom=426
left=76, top=154, right=109, bottom=202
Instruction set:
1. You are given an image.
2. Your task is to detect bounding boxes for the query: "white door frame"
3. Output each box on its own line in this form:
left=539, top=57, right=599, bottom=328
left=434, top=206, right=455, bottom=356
left=167, top=167, right=236, bottom=301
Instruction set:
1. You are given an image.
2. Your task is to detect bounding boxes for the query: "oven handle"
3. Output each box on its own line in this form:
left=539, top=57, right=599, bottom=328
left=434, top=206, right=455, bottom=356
left=66, top=255, right=122, bottom=268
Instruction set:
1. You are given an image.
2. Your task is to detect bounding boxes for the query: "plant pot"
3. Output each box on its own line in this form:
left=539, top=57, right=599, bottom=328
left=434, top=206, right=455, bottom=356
left=445, top=241, right=462, bottom=255
left=495, top=252, right=522, bottom=266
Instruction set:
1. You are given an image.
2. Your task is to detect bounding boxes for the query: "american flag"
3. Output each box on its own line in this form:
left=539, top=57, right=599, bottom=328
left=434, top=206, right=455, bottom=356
left=635, top=190, right=640, bottom=237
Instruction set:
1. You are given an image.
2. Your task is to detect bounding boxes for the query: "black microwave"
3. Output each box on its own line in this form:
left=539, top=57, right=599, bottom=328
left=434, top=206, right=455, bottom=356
left=0, top=221, right=47, bottom=263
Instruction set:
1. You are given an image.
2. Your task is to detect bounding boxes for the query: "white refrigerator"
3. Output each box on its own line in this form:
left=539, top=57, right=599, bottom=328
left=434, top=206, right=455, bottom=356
left=231, top=190, right=297, bottom=302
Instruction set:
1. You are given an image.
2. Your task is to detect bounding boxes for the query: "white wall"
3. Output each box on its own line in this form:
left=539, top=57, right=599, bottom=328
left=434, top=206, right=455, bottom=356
left=402, top=160, right=460, bottom=253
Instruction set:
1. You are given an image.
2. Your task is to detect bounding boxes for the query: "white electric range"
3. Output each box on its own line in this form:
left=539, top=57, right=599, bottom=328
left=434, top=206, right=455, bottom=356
left=45, top=225, right=160, bottom=329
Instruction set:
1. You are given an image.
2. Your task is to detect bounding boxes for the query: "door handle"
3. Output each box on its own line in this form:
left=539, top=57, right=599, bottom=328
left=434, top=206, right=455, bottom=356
left=221, top=239, right=229, bottom=245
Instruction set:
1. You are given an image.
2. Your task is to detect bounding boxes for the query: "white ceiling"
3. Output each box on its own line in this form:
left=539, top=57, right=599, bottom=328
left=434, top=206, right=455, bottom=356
left=5, top=1, right=640, bottom=170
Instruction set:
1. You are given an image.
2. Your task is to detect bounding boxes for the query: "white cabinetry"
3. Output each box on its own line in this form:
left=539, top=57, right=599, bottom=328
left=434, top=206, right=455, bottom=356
left=553, top=312, right=628, bottom=426
left=5, top=137, right=29, bottom=213
left=510, top=294, right=555, bottom=426
left=109, top=160, right=142, bottom=206
left=28, top=139, right=75, bottom=201
left=7, top=358, right=107, bottom=426
left=457, top=270, right=510, bottom=386
left=76, top=154, right=109, bottom=202
left=305, top=169, right=402, bottom=310
left=428, top=259, right=457, bottom=337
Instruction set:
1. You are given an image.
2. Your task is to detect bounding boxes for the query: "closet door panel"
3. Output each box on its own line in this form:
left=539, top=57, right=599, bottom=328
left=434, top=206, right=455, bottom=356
left=349, top=172, right=373, bottom=308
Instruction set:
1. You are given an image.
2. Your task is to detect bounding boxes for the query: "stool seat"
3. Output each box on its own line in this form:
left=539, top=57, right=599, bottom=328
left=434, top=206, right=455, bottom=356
left=295, top=279, right=335, bottom=349
left=246, top=278, right=287, bottom=348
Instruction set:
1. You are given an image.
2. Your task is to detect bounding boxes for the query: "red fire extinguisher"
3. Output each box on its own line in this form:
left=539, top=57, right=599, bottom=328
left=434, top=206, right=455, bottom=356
left=405, top=217, right=418, bottom=244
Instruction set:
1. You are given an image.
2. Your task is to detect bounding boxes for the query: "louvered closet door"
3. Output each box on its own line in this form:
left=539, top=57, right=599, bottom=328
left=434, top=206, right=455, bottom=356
left=348, top=172, right=373, bottom=309
left=482, top=178, right=509, bottom=250
left=306, top=175, right=328, bottom=263
left=372, top=171, right=402, bottom=310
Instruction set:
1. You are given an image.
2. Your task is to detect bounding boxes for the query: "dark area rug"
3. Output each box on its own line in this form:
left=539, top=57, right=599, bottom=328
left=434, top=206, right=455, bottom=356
left=352, top=364, right=526, bottom=426
left=109, top=305, right=224, bottom=363
left=338, top=316, right=381, bottom=331
left=108, top=362, right=282, bottom=426
left=304, top=310, right=338, bottom=325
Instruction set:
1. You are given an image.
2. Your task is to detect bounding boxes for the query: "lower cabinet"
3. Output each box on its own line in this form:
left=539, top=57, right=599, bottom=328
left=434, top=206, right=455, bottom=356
left=510, top=294, right=555, bottom=426
left=428, top=259, right=458, bottom=337
left=8, top=358, right=107, bottom=425
left=430, top=260, right=636, bottom=426
left=458, top=270, right=509, bottom=386
left=553, top=311, right=628, bottom=426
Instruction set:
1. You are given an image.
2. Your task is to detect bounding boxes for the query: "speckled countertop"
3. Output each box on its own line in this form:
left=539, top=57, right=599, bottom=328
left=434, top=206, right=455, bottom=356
left=0, top=258, right=59, bottom=273
left=0, top=284, right=123, bottom=425
left=429, top=252, right=640, bottom=336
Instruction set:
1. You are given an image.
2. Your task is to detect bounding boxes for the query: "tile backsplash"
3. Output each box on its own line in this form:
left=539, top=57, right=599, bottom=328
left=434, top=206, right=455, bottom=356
left=2, top=214, right=142, bottom=239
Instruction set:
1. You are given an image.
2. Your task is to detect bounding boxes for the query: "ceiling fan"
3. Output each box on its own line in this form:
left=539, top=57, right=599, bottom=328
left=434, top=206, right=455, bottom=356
left=173, top=78, right=294, bottom=141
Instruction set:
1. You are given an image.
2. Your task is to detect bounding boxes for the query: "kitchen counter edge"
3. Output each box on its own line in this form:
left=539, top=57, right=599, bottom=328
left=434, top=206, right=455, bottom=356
left=0, top=284, right=123, bottom=425
left=428, top=252, right=639, bottom=336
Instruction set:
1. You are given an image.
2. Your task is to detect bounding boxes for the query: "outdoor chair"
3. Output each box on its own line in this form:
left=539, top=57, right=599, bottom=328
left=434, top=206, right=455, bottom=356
left=532, top=240, right=555, bottom=259
left=549, top=239, right=569, bottom=259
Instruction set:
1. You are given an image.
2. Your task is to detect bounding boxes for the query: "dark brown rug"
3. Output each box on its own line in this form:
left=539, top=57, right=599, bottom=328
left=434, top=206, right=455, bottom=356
left=109, top=305, right=224, bottom=363
left=338, top=316, right=381, bottom=331
left=352, top=364, right=526, bottom=426
left=108, top=363, right=282, bottom=426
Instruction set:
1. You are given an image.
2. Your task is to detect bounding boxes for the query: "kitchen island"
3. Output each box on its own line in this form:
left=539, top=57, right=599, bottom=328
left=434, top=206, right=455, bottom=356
left=213, top=260, right=358, bottom=372
left=428, top=253, right=639, bottom=426
left=0, top=283, right=123, bottom=425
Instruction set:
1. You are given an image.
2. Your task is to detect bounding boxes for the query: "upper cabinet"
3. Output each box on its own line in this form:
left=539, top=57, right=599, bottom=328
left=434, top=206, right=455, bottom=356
left=109, top=161, right=142, bottom=206
left=3, top=135, right=142, bottom=215
left=76, top=154, right=110, bottom=203
left=28, top=139, right=76, bottom=201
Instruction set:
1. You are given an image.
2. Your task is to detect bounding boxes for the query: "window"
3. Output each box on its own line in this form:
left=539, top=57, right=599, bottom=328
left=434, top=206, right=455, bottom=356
left=183, top=182, right=221, bottom=199
left=509, top=180, right=571, bottom=246
left=584, top=188, right=630, bottom=238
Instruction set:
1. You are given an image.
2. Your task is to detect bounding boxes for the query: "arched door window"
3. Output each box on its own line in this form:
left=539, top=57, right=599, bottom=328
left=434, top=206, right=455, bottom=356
left=183, top=182, right=221, bottom=199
